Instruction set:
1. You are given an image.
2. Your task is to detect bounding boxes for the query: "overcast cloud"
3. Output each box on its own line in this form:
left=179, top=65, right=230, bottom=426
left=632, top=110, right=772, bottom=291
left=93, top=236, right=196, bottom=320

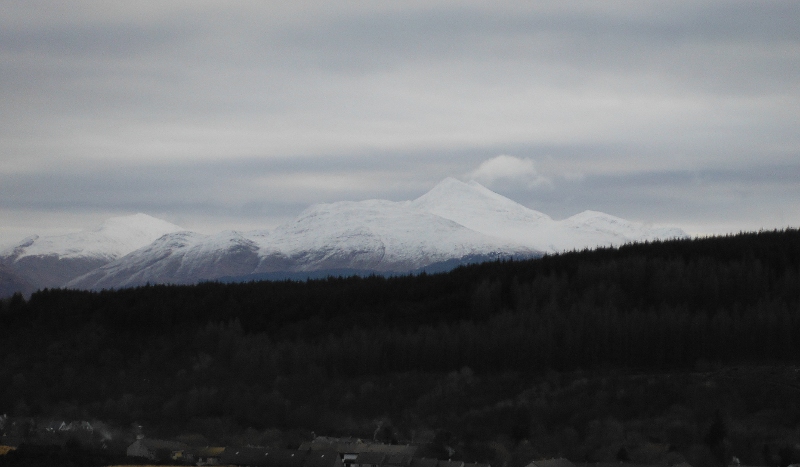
left=1, top=1, right=798, bottom=246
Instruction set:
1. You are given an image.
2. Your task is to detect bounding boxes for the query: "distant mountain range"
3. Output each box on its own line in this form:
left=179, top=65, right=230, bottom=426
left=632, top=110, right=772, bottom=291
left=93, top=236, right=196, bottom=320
left=0, top=178, right=688, bottom=297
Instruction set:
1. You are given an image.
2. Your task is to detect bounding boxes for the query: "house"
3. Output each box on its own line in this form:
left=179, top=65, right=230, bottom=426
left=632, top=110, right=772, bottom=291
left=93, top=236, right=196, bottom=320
left=126, top=437, right=190, bottom=462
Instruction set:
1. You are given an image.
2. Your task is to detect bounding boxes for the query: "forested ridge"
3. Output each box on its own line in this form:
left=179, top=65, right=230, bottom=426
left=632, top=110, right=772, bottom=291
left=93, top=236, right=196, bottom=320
left=2, top=228, right=800, bottom=465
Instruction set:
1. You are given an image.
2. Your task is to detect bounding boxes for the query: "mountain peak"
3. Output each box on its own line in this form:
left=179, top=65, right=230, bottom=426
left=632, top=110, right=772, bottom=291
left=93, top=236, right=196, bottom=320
left=421, top=177, right=498, bottom=199
left=412, top=178, right=552, bottom=230
left=2, top=188, right=689, bottom=295
left=431, top=176, right=470, bottom=189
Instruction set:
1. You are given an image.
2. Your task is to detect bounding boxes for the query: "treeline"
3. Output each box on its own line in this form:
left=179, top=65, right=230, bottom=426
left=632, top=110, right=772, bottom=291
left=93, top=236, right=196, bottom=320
left=1, top=228, right=799, bottom=454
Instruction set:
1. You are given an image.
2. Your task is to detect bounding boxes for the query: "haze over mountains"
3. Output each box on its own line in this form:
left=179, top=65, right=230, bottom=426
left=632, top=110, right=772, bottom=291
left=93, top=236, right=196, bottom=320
left=0, top=178, right=688, bottom=296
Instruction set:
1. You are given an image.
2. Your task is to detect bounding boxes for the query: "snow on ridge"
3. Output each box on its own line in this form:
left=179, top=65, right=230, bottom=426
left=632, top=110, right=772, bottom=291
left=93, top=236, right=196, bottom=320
left=65, top=230, right=209, bottom=289
left=66, top=229, right=271, bottom=290
left=411, top=178, right=688, bottom=253
left=3, top=213, right=184, bottom=261
left=13, top=178, right=690, bottom=292
left=258, top=197, right=534, bottom=272
left=564, top=210, right=689, bottom=243
left=410, top=177, right=554, bottom=249
left=413, top=177, right=551, bottom=222
left=69, top=205, right=526, bottom=288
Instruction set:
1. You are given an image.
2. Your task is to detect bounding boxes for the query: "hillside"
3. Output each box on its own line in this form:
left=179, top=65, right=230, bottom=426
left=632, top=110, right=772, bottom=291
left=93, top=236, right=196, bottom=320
left=0, top=214, right=184, bottom=290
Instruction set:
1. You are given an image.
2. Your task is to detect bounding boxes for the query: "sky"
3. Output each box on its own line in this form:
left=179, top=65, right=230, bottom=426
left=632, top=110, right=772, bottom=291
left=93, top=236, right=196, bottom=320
left=1, top=1, right=799, bottom=248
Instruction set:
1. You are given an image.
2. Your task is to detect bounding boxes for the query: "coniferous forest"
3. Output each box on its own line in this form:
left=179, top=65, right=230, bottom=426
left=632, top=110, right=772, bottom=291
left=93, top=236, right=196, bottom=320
left=2, top=228, right=800, bottom=466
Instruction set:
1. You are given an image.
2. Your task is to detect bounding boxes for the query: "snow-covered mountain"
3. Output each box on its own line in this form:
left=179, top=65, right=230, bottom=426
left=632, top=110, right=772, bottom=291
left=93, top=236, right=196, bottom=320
left=67, top=230, right=264, bottom=290
left=411, top=177, right=686, bottom=253
left=254, top=199, right=532, bottom=272
left=67, top=199, right=536, bottom=290
left=5, top=178, right=688, bottom=295
left=0, top=213, right=183, bottom=289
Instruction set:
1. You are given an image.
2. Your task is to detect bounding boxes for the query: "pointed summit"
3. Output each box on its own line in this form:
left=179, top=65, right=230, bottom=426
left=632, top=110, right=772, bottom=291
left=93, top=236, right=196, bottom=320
left=410, top=178, right=688, bottom=253
left=414, top=177, right=531, bottom=211
left=411, top=178, right=552, bottom=242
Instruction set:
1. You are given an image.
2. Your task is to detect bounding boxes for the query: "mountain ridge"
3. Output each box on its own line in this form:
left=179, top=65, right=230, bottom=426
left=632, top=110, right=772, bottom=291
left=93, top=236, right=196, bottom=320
left=3, top=179, right=688, bottom=295
left=0, top=213, right=184, bottom=290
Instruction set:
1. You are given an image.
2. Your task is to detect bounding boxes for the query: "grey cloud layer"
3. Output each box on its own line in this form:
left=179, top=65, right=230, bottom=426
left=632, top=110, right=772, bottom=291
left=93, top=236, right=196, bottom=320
left=1, top=1, right=798, bottom=243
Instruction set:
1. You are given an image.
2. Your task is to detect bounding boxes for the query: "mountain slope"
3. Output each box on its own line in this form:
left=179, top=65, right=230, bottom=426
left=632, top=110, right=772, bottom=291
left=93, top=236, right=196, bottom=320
left=12, top=179, right=688, bottom=293
left=411, top=178, right=688, bottom=252
left=410, top=177, right=556, bottom=247
left=0, top=214, right=184, bottom=289
left=254, top=199, right=534, bottom=273
left=68, top=200, right=537, bottom=290
left=67, top=231, right=263, bottom=290
left=0, top=263, right=35, bottom=298
left=563, top=210, right=688, bottom=245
